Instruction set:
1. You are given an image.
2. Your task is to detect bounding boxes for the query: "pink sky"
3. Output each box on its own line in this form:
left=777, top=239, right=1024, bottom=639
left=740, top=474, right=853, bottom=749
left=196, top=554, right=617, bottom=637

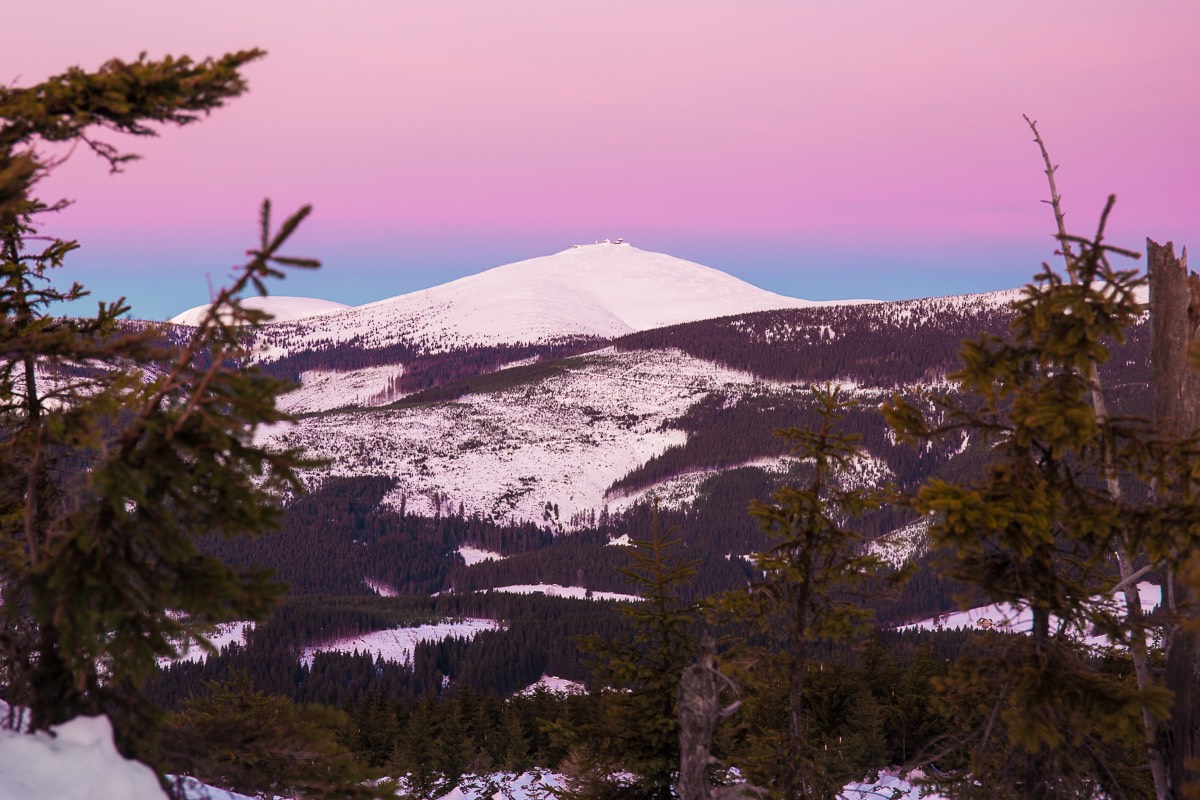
left=5, top=1, right=1198, bottom=319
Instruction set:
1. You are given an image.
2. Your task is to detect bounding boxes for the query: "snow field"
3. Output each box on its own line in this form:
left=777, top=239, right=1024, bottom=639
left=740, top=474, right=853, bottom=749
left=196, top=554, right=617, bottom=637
left=158, top=621, right=257, bottom=666
left=868, top=517, right=931, bottom=567
left=299, top=619, right=502, bottom=667
left=459, top=545, right=505, bottom=565
left=485, top=584, right=640, bottom=603
left=518, top=675, right=585, bottom=696
left=262, top=347, right=789, bottom=527
left=901, top=582, right=1163, bottom=648
left=278, top=364, right=405, bottom=414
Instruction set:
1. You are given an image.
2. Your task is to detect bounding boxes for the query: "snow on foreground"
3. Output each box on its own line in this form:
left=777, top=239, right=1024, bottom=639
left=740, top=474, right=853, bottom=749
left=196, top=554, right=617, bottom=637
left=0, top=715, right=941, bottom=800
left=260, top=348, right=808, bottom=527
left=168, top=295, right=349, bottom=325
left=300, top=619, right=502, bottom=667
left=0, top=714, right=168, bottom=800
left=426, top=769, right=944, bottom=800
left=254, top=243, right=860, bottom=355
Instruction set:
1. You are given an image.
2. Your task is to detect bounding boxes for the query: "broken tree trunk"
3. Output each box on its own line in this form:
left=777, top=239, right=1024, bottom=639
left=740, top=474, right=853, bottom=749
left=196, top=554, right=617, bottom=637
left=1149, top=237, right=1200, bottom=798
left=677, top=639, right=761, bottom=800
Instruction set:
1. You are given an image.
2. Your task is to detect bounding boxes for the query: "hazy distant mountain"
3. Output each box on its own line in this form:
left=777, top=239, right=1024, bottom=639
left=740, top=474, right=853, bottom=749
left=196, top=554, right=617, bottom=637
left=168, top=295, right=349, bottom=325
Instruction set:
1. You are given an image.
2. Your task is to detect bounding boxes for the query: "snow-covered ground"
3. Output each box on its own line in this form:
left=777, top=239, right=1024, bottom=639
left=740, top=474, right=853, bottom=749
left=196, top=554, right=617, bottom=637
left=901, top=582, right=1163, bottom=647
left=365, top=576, right=400, bottom=597
left=278, top=364, right=404, bottom=414
left=261, top=347, right=791, bottom=526
left=0, top=714, right=169, bottom=800
left=868, top=517, right=931, bottom=567
left=158, top=621, right=256, bottom=666
left=458, top=545, right=505, bottom=565
left=426, top=768, right=943, bottom=800
left=518, top=675, right=585, bottom=696
left=606, top=455, right=799, bottom=514
left=300, top=619, right=502, bottom=667
left=485, top=584, right=640, bottom=602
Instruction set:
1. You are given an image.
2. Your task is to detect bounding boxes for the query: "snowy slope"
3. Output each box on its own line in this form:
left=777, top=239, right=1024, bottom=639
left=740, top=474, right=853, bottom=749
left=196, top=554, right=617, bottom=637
left=300, top=619, right=501, bottom=667
left=168, top=295, right=349, bottom=326
left=902, top=582, right=1163, bottom=648
left=255, top=243, right=847, bottom=354
left=259, top=347, right=798, bottom=526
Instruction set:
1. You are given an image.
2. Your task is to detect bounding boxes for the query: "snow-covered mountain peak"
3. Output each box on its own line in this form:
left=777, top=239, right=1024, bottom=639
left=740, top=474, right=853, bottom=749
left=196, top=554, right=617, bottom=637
left=257, top=244, right=828, bottom=353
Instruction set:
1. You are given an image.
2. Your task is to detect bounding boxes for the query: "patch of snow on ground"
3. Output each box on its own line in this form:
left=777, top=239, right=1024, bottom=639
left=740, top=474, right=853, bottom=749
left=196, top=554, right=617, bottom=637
left=365, top=576, right=399, bottom=597
left=163, top=621, right=256, bottom=665
left=901, top=583, right=1162, bottom=646
left=171, top=776, right=257, bottom=800
left=0, top=714, right=168, bottom=800
left=487, top=584, right=640, bottom=602
left=425, top=769, right=940, bottom=800
left=519, top=675, right=585, bottom=696
left=300, top=619, right=501, bottom=667
left=869, top=517, right=931, bottom=568
left=459, top=545, right=505, bottom=565
left=606, top=455, right=799, bottom=514
left=262, top=348, right=787, bottom=526
left=277, top=364, right=404, bottom=414
left=432, top=771, right=563, bottom=800
left=842, top=769, right=944, bottom=799
left=607, top=533, right=632, bottom=547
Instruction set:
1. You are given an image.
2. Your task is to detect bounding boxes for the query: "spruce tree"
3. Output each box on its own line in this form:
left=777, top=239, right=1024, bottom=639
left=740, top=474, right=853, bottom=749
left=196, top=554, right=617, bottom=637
left=160, top=672, right=382, bottom=800
left=554, top=505, right=700, bottom=800
left=0, top=51, right=319, bottom=755
left=721, top=385, right=898, bottom=800
left=882, top=198, right=1199, bottom=798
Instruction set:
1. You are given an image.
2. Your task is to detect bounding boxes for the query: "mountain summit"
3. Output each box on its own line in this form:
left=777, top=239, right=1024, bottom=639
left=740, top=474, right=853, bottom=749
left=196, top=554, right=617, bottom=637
left=246, top=242, right=838, bottom=352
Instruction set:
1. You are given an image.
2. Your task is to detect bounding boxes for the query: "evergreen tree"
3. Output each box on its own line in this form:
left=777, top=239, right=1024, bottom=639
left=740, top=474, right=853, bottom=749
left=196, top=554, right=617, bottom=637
left=882, top=198, right=1199, bottom=798
left=0, top=51, right=319, bottom=756
left=722, top=385, right=898, bottom=800
left=160, top=672, right=382, bottom=800
left=554, top=505, right=700, bottom=800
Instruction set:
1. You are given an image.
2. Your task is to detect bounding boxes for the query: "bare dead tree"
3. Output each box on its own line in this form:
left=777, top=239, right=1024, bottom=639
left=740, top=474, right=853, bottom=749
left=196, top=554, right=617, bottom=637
left=677, top=637, right=762, bottom=800
left=1023, top=115, right=1170, bottom=799
left=1149, top=238, right=1200, bottom=798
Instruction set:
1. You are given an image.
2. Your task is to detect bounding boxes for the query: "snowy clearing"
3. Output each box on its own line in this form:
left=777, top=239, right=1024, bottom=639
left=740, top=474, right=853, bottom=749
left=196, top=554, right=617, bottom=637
left=518, top=675, right=585, bottom=696
left=459, top=545, right=505, bottom=565
left=901, top=582, right=1163, bottom=647
left=300, top=619, right=502, bottom=667
left=484, top=584, right=640, bottom=602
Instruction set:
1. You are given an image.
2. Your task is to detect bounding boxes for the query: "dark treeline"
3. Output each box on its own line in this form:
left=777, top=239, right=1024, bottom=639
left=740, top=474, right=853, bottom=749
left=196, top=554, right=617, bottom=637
left=202, top=477, right=557, bottom=597
left=149, top=593, right=628, bottom=709
left=201, top=473, right=967, bottom=622
left=610, top=298, right=1017, bottom=386
left=334, top=629, right=976, bottom=793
